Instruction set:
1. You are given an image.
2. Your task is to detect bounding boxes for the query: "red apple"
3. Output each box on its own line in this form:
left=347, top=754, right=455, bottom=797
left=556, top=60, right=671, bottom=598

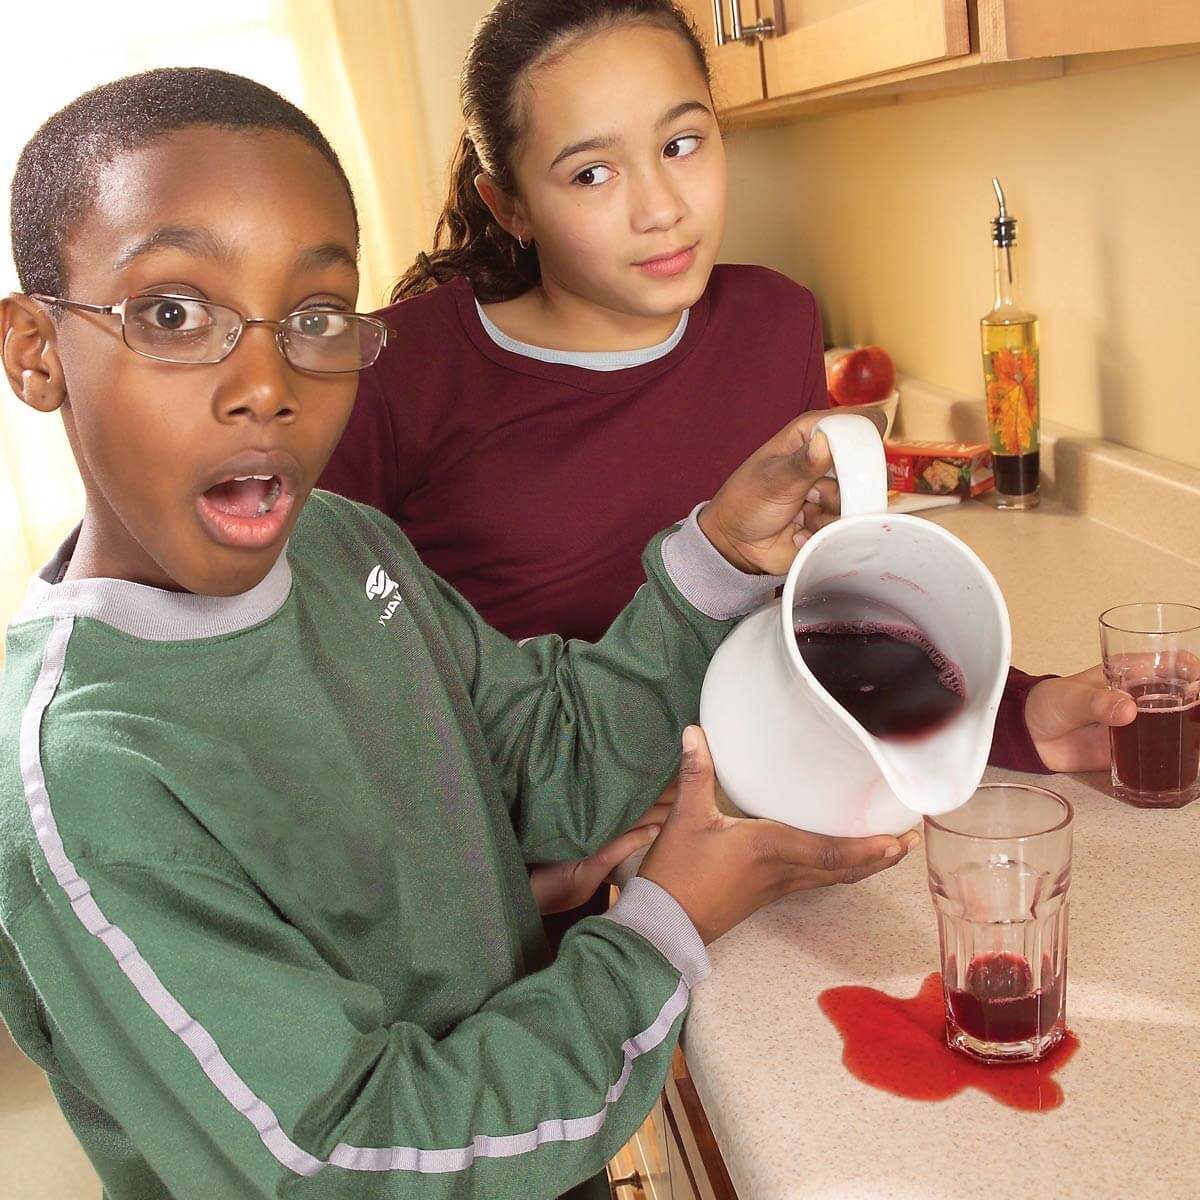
left=827, top=346, right=895, bottom=406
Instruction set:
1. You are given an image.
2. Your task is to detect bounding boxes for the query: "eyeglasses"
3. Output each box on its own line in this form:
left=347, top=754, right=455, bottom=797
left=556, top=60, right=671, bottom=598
left=31, top=292, right=390, bottom=373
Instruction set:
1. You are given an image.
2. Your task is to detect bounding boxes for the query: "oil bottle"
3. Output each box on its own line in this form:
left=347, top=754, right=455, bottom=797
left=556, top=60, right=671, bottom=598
left=981, top=178, right=1040, bottom=509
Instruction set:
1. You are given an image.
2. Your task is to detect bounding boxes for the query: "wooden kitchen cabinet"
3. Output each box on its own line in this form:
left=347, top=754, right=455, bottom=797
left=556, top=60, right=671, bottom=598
left=664, top=1131, right=698, bottom=1200
left=681, top=0, right=969, bottom=108
left=981, top=0, right=1200, bottom=61
left=608, top=1095, right=671, bottom=1200
left=677, top=0, right=768, bottom=108
left=762, top=1, right=970, bottom=98
left=682, top=0, right=1200, bottom=120
left=608, top=1051, right=738, bottom=1200
left=662, top=1050, right=739, bottom=1200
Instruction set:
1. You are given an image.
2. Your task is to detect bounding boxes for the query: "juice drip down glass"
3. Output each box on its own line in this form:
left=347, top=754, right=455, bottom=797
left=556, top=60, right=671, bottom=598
left=925, top=783, right=1073, bottom=1063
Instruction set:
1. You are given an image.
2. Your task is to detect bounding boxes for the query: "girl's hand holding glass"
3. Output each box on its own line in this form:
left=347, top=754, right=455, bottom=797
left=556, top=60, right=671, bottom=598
left=1024, top=666, right=1137, bottom=772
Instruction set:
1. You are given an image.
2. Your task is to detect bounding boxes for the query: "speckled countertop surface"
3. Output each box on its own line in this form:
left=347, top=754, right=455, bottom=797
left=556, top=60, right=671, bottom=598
left=683, top=497, right=1200, bottom=1200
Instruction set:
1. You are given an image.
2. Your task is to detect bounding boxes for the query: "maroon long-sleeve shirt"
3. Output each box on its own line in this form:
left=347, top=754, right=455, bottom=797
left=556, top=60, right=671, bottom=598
left=321, top=265, right=1049, bottom=774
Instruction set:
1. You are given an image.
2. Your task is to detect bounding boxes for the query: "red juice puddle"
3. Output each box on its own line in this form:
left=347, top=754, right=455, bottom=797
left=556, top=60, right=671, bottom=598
left=819, top=972, right=1079, bottom=1112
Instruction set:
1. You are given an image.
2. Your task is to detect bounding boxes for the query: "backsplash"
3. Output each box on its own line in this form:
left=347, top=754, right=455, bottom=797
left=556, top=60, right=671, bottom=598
left=719, top=51, right=1200, bottom=473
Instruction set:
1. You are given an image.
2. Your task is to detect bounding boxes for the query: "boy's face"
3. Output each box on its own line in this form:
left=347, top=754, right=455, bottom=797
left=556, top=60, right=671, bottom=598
left=8, top=127, right=361, bottom=596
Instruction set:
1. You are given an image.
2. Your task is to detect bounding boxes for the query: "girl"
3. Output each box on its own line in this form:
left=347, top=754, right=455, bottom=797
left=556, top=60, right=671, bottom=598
left=320, top=0, right=1134, bottom=916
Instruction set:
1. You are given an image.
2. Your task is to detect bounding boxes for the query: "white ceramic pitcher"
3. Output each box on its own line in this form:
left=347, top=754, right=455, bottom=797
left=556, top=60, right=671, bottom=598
left=699, top=412, right=1012, bottom=837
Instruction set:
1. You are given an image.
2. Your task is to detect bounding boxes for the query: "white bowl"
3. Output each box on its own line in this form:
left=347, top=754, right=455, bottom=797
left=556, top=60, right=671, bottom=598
left=840, top=388, right=899, bottom=438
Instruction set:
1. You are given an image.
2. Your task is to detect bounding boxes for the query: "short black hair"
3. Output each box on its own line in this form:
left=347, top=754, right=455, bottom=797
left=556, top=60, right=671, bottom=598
left=10, top=66, right=358, bottom=297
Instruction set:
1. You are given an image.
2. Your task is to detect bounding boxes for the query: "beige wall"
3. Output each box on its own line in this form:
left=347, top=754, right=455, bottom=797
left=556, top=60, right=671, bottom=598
left=719, top=51, right=1200, bottom=471
left=411, top=21, right=1200, bottom=471
left=406, top=1, right=493, bottom=236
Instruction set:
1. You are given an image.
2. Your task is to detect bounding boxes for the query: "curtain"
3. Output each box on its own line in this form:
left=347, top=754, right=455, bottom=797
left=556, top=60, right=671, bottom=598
left=0, top=0, right=444, bottom=643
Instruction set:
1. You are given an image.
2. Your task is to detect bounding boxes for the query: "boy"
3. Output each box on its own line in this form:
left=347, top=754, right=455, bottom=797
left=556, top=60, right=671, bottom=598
left=0, top=69, right=909, bottom=1200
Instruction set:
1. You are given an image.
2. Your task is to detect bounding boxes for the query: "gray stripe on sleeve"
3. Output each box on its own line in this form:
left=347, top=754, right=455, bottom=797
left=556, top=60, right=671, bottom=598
left=604, top=877, right=711, bottom=988
left=660, top=503, right=784, bottom=621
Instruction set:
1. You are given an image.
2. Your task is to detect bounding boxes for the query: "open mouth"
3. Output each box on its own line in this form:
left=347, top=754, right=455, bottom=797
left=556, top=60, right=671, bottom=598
left=196, top=467, right=297, bottom=550
left=204, top=474, right=284, bottom=519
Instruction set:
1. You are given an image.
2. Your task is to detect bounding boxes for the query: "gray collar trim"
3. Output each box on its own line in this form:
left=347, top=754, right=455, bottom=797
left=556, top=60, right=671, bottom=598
left=474, top=301, right=689, bottom=372
left=11, top=526, right=293, bottom=642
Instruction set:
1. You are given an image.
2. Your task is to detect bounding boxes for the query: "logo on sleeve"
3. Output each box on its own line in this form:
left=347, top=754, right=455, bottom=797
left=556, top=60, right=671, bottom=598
left=365, top=565, right=403, bottom=625
left=365, top=565, right=398, bottom=600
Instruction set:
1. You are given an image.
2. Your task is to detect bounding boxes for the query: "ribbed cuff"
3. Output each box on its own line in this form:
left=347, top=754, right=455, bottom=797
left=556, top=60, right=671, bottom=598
left=604, top=877, right=711, bottom=988
left=660, top=504, right=784, bottom=621
left=992, top=667, right=1057, bottom=774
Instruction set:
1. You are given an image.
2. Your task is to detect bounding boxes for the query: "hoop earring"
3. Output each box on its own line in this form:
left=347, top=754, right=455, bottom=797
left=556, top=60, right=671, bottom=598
left=517, top=234, right=530, bottom=250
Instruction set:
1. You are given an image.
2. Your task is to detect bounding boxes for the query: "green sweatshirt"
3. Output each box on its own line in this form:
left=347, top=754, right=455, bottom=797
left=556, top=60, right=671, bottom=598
left=0, top=491, right=779, bottom=1200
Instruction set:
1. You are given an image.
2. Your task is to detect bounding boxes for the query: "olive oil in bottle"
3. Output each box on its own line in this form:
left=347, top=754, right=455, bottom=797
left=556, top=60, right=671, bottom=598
left=981, top=178, right=1040, bottom=509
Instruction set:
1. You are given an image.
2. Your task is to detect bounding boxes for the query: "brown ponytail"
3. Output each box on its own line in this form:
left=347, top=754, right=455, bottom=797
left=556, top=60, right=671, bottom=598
left=391, top=0, right=710, bottom=305
left=391, top=130, right=539, bottom=304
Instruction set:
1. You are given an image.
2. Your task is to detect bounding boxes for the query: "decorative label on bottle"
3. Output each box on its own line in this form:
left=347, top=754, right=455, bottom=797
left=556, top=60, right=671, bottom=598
left=983, top=341, right=1039, bottom=458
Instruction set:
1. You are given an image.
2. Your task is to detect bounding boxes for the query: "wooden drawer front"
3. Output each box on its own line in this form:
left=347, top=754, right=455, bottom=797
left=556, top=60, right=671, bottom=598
left=608, top=1097, right=670, bottom=1200
left=763, top=0, right=970, bottom=97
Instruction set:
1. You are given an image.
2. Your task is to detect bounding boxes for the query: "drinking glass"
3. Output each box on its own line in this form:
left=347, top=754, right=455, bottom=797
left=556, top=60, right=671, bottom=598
left=925, top=783, right=1073, bottom=1063
left=1100, top=603, right=1200, bottom=807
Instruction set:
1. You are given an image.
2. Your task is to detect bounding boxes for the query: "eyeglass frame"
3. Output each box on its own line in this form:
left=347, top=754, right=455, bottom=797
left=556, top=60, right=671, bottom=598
left=29, top=292, right=391, bottom=374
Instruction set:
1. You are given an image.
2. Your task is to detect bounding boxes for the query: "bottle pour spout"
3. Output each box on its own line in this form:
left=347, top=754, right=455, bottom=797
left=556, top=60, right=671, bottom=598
left=990, top=176, right=1017, bottom=248
left=992, top=176, right=1007, bottom=219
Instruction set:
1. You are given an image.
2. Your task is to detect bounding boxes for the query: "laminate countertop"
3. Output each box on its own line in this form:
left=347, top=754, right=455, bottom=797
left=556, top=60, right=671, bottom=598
left=682, top=495, right=1200, bottom=1200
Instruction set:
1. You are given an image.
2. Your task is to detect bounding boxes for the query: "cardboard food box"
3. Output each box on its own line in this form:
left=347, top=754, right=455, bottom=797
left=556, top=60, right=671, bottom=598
left=884, top=440, right=994, bottom=498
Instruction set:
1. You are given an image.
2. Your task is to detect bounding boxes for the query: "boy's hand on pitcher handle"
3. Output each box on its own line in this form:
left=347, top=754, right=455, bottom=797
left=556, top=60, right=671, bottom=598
left=698, top=410, right=839, bottom=576
left=637, top=727, right=920, bottom=946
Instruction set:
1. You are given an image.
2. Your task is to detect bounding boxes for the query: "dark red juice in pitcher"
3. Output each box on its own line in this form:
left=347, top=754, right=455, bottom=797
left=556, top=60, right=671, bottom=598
left=1110, top=681, right=1200, bottom=798
left=793, top=621, right=965, bottom=737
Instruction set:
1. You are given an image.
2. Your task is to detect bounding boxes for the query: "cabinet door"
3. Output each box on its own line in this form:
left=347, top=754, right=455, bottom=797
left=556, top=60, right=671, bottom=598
left=634, top=1097, right=672, bottom=1200
left=983, top=0, right=1200, bottom=60
left=666, top=1125, right=701, bottom=1200
left=678, top=0, right=768, bottom=110
left=762, top=0, right=970, bottom=98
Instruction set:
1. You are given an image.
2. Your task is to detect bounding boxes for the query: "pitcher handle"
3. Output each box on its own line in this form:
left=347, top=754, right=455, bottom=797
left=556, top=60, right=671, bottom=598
left=813, top=412, right=888, bottom=517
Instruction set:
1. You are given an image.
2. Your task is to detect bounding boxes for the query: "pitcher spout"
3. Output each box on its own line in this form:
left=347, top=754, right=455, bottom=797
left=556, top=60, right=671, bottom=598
left=868, top=698, right=1009, bottom=818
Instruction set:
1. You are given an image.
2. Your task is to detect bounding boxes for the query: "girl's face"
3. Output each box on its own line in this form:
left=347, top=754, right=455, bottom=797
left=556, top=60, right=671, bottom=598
left=509, top=23, right=727, bottom=320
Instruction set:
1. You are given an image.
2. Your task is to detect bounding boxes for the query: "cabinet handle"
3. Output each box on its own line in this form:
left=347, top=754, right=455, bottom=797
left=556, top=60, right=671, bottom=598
left=609, top=1170, right=644, bottom=1195
left=711, top=0, right=775, bottom=45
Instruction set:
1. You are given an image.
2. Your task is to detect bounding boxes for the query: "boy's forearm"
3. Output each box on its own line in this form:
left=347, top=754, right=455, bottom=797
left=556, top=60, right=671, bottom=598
left=12, top=863, right=707, bottom=1200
